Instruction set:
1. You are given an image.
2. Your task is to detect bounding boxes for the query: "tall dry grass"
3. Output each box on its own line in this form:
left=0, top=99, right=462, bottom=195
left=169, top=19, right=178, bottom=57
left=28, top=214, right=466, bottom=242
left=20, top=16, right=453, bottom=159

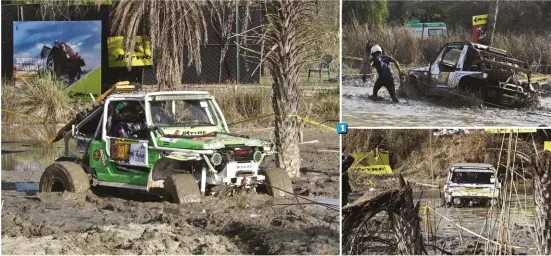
left=343, top=129, right=488, bottom=182
left=209, top=87, right=339, bottom=128
left=1, top=74, right=337, bottom=128
left=1, top=75, right=77, bottom=124
left=343, top=24, right=551, bottom=72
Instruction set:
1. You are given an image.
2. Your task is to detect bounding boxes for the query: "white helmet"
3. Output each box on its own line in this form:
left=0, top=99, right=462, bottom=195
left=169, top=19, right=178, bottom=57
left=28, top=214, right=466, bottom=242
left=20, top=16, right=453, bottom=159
left=371, top=45, right=382, bottom=54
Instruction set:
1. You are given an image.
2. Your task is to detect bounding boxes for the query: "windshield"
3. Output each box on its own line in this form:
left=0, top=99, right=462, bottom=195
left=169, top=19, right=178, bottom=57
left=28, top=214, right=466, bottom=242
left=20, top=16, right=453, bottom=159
left=149, top=99, right=219, bottom=127
left=451, top=171, right=494, bottom=184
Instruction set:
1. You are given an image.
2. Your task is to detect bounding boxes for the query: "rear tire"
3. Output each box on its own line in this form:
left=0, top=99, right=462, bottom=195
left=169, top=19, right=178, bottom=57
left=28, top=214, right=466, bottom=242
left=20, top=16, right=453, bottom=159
left=164, top=173, right=201, bottom=204
left=263, top=168, right=293, bottom=197
left=39, top=161, right=90, bottom=193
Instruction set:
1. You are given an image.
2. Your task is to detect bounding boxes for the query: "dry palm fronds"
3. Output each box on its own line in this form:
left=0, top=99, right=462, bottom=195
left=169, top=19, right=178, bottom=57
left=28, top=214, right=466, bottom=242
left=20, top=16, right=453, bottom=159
left=111, top=0, right=207, bottom=90
left=38, top=0, right=103, bottom=21
left=342, top=174, right=425, bottom=255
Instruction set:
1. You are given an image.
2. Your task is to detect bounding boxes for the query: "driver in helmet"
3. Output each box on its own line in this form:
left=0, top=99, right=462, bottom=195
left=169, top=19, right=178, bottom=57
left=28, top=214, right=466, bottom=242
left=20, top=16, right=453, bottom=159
left=367, top=44, right=404, bottom=103
left=112, top=103, right=145, bottom=138
left=360, top=41, right=386, bottom=83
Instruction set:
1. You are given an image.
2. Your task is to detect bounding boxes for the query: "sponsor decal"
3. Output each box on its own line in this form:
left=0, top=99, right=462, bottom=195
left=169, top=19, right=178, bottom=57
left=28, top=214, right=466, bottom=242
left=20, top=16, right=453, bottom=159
left=99, top=149, right=107, bottom=167
left=92, top=148, right=101, bottom=161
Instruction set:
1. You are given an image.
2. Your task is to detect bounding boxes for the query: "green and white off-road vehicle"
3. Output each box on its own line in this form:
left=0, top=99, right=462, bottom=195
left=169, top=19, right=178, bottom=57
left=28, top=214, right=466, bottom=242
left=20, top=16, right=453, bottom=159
left=405, top=42, right=538, bottom=107
left=40, top=83, right=293, bottom=203
left=441, top=163, right=501, bottom=207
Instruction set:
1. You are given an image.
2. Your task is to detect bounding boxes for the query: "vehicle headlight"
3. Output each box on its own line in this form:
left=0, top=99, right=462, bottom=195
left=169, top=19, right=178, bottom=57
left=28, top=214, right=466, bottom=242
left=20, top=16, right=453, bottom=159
left=253, top=151, right=263, bottom=162
left=210, top=152, right=222, bottom=166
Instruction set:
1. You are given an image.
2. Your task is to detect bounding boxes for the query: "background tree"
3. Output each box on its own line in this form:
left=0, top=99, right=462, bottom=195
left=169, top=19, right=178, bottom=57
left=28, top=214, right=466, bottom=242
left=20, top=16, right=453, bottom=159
left=263, top=0, right=316, bottom=178
left=111, top=0, right=207, bottom=91
left=485, top=0, right=499, bottom=46
left=343, top=0, right=388, bottom=27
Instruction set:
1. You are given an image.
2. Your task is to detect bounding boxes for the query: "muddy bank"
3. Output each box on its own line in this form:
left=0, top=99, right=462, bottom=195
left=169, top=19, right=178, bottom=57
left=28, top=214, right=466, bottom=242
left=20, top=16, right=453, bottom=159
left=1, top=127, right=339, bottom=255
left=342, top=75, right=551, bottom=127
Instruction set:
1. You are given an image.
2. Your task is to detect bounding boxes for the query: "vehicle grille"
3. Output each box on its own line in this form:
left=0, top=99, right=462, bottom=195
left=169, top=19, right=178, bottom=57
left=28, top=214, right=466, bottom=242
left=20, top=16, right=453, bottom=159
left=222, top=146, right=254, bottom=163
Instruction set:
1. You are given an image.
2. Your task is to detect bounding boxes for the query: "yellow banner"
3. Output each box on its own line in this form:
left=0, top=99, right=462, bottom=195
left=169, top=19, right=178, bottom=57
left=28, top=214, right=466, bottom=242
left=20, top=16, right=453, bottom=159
left=473, top=14, right=488, bottom=26
left=108, top=36, right=153, bottom=68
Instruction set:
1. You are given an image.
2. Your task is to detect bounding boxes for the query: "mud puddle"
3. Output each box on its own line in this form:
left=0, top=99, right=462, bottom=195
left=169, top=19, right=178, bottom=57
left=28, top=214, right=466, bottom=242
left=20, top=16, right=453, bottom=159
left=2, top=125, right=340, bottom=255
left=342, top=77, right=551, bottom=127
left=347, top=182, right=538, bottom=255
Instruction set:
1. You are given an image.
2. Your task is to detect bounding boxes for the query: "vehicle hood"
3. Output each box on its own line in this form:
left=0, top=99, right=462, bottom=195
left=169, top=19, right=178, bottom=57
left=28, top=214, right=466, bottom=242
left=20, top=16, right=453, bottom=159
left=156, top=130, right=272, bottom=151
left=446, top=183, right=499, bottom=190
left=448, top=183, right=496, bottom=188
left=409, top=66, right=430, bottom=72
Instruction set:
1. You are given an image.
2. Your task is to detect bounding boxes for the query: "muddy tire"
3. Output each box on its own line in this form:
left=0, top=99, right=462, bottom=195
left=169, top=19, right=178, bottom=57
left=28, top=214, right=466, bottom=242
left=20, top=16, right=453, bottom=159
left=263, top=168, right=293, bottom=197
left=39, top=161, right=90, bottom=193
left=164, top=173, right=201, bottom=204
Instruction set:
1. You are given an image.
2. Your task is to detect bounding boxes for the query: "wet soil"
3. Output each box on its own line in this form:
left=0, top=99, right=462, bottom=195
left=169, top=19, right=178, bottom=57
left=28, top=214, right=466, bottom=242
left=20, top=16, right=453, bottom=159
left=342, top=75, right=551, bottom=127
left=1, top=126, right=339, bottom=255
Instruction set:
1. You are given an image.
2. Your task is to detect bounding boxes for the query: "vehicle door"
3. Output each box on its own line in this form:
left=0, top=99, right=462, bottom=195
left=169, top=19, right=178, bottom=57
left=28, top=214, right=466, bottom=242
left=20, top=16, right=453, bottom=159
left=103, top=99, right=150, bottom=168
left=429, top=44, right=468, bottom=90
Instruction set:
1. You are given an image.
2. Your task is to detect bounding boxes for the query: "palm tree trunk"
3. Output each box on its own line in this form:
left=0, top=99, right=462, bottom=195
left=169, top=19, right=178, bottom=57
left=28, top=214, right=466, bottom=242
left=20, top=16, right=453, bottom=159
left=264, top=0, right=315, bottom=178
left=486, top=0, right=499, bottom=46
left=535, top=151, right=551, bottom=254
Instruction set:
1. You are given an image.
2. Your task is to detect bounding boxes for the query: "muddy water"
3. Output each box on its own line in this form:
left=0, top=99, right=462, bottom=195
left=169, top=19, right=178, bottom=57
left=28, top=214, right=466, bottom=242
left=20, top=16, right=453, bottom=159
left=415, top=188, right=538, bottom=254
left=342, top=77, right=551, bottom=127
left=1, top=124, right=72, bottom=189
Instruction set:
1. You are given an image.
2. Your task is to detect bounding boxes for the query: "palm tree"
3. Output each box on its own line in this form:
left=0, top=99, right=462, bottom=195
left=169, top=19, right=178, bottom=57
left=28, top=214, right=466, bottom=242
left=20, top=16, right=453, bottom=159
left=263, top=0, right=316, bottom=178
left=111, top=0, right=207, bottom=90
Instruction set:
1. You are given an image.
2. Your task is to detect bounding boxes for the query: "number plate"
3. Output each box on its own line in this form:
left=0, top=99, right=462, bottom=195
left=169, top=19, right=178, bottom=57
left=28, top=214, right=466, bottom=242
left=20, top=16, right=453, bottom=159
left=236, top=163, right=253, bottom=170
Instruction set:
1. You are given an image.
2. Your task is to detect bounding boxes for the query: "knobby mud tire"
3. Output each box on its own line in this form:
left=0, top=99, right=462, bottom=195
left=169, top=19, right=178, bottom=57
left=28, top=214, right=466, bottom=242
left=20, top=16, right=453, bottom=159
left=39, top=161, right=90, bottom=193
left=263, top=168, right=293, bottom=197
left=164, top=173, right=201, bottom=204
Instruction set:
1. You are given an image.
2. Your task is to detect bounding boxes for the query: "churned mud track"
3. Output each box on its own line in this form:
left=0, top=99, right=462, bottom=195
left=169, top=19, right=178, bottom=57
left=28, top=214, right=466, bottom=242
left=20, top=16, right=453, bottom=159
left=1, top=128, right=339, bottom=255
left=342, top=76, right=551, bottom=127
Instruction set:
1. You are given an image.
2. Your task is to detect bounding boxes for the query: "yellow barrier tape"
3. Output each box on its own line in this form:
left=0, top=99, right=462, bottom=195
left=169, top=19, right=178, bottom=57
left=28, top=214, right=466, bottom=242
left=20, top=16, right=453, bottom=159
left=228, top=114, right=337, bottom=132
left=343, top=55, right=363, bottom=61
left=424, top=205, right=431, bottom=230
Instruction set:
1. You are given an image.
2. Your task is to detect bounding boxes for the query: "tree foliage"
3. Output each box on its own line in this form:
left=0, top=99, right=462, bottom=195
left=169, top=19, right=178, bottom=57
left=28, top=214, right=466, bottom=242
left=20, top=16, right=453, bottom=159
left=342, top=0, right=388, bottom=27
left=346, top=0, right=551, bottom=35
left=382, top=0, right=551, bottom=34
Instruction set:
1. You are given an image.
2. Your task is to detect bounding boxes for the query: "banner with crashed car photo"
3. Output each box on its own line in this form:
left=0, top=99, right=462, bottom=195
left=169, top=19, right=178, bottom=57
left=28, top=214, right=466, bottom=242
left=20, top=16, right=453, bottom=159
left=472, top=14, right=488, bottom=44
left=13, top=21, right=102, bottom=96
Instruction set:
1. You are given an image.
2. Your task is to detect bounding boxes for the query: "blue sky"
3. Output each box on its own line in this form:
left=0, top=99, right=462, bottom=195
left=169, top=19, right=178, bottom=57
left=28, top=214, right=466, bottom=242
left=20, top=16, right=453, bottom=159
left=13, top=21, right=102, bottom=70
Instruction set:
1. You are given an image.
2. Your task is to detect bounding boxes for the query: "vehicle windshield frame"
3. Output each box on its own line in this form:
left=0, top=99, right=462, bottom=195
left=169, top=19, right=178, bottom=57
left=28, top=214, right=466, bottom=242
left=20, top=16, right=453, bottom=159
left=450, top=170, right=495, bottom=184
left=146, top=95, right=220, bottom=128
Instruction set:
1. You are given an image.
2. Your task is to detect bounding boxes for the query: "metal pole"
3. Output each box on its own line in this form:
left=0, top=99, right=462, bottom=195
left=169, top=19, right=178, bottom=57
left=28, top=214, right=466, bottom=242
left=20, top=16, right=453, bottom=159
left=235, top=3, right=241, bottom=84
left=430, top=130, right=433, bottom=184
